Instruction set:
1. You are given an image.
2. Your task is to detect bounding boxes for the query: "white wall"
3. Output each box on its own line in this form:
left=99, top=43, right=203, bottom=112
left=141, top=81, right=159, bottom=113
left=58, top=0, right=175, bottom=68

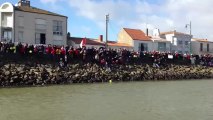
left=191, top=41, right=213, bottom=55
left=14, top=10, right=67, bottom=45
left=0, top=2, right=14, bottom=42
left=163, top=34, right=192, bottom=53
left=133, top=40, right=153, bottom=52
left=152, top=41, right=171, bottom=52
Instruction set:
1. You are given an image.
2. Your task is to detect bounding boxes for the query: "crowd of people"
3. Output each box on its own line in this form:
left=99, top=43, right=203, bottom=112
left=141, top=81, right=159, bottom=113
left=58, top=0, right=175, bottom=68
left=0, top=42, right=213, bottom=67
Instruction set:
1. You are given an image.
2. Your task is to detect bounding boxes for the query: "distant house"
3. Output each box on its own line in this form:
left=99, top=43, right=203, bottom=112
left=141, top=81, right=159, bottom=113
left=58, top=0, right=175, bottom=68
left=0, top=0, right=67, bottom=45
left=160, top=30, right=192, bottom=54
left=117, top=28, right=152, bottom=52
left=68, top=35, right=133, bottom=50
left=67, top=36, right=105, bottom=48
left=191, top=38, right=213, bottom=55
left=151, top=29, right=171, bottom=52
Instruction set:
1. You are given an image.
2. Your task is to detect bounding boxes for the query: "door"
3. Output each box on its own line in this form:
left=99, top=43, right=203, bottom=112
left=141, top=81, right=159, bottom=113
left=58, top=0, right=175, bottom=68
left=140, top=43, right=148, bottom=51
left=141, top=44, right=144, bottom=51
left=40, top=33, right=46, bottom=44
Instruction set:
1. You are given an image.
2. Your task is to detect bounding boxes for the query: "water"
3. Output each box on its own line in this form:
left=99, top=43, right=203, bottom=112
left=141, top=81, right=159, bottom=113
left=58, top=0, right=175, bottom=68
left=1, top=80, right=213, bottom=120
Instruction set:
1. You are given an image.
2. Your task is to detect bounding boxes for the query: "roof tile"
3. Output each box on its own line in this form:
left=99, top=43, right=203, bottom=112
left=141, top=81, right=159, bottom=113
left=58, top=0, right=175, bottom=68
left=15, top=6, right=67, bottom=17
left=123, top=28, right=151, bottom=41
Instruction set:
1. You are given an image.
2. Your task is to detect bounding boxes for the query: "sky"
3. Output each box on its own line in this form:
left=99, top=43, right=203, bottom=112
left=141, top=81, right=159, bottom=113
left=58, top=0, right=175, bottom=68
left=1, top=0, right=213, bottom=41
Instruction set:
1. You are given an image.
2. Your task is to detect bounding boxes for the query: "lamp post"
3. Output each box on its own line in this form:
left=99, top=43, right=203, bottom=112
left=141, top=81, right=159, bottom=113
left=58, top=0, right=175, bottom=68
left=185, top=21, right=192, bottom=54
left=105, top=14, right=109, bottom=49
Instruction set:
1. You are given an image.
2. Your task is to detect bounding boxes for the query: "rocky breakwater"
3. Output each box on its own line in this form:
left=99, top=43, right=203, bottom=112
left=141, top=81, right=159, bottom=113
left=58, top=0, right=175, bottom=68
left=0, top=63, right=213, bottom=87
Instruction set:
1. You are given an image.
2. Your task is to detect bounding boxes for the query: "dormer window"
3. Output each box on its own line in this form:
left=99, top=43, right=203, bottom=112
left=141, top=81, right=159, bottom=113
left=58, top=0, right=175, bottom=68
left=2, top=4, right=9, bottom=9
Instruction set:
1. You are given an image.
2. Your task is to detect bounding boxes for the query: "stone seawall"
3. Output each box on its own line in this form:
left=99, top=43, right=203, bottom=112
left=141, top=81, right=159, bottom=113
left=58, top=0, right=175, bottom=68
left=0, top=63, right=213, bottom=87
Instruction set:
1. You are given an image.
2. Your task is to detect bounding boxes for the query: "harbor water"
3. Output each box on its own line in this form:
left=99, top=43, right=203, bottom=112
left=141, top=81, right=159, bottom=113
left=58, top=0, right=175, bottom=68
left=1, top=80, right=213, bottom=120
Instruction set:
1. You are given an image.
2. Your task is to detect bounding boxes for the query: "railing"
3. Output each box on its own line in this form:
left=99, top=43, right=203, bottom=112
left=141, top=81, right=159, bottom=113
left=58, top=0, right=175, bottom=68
left=1, top=21, right=12, bottom=28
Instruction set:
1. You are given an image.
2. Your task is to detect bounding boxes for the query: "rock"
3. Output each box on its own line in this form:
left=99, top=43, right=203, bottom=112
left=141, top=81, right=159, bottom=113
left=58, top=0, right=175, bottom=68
left=4, top=64, right=10, bottom=69
left=5, top=71, right=10, bottom=76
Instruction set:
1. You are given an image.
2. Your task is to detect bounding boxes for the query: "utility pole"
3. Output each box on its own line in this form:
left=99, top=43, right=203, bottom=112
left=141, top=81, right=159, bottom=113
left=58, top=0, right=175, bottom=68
left=190, top=21, right=192, bottom=35
left=106, top=14, right=109, bottom=48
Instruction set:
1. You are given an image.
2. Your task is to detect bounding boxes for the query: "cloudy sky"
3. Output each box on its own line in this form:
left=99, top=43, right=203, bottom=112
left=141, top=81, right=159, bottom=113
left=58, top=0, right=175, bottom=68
left=1, top=0, right=213, bottom=41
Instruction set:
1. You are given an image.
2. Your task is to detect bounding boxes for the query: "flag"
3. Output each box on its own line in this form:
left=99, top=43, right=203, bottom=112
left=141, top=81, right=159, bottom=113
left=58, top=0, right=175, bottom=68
left=80, top=37, right=87, bottom=48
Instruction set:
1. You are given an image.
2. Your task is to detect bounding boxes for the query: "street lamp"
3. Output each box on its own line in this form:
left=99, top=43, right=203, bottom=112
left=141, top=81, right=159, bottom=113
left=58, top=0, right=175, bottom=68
left=185, top=21, right=192, bottom=54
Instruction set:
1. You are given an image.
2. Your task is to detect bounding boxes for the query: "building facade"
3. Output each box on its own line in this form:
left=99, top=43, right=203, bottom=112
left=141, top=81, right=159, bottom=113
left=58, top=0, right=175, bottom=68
left=191, top=38, right=213, bottom=55
left=0, top=0, right=67, bottom=45
left=117, top=28, right=152, bottom=52
left=160, top=31, right=192, bottom=54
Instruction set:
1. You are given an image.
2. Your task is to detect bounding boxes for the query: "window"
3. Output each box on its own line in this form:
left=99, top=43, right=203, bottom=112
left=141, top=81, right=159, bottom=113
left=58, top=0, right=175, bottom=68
left=200, top=43, right=203, bottom=51
left=18, top=16, right=24, bottom=27
left=207, top=44, right=209, bottom=52
left=35, top=33, right=40, bottom=44
left=178, top=41, right=183, bottom=45
left=35, top=19, right=46, bottom=30
left=18, top=31, right=24, bottom=42
left=2, top=13, right=12, bottom=27
left=158, top=42, right=166, bottom=51
left=185, top=41, right=189, bottom=46
left=3, top=31, right=12, bottom=42
left=53, top=20, right=63, bottom=36
left=2, top=4, right=9, bottom=9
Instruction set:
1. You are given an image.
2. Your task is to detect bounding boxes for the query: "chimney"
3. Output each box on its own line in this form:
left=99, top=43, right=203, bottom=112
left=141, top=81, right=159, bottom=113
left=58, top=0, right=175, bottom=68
left=99, top=35, right=103, bottom=42
left=146, top=28, right=149, bottom=36
left=18, top=0, right=30, bottom=7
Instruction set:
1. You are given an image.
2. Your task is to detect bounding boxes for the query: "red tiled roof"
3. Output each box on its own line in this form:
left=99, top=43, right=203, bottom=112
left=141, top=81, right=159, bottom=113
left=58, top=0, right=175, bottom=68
left=123, top=28, right=151, bottom=41
left=160, top=31, right=191, bottom=36
left=107, top=41, right=132, bottom=47
left=68, top=37, right=105, bottom=46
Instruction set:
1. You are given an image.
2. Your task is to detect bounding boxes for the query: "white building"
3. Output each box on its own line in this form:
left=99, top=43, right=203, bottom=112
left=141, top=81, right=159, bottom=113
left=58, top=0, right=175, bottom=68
left=0, top=0, right=67, bottom=45
left=160, top=30, right=192, bottom=54
left=191, top=38, right=213, bottom=55
left=151, top=29, right=171, bottom=52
